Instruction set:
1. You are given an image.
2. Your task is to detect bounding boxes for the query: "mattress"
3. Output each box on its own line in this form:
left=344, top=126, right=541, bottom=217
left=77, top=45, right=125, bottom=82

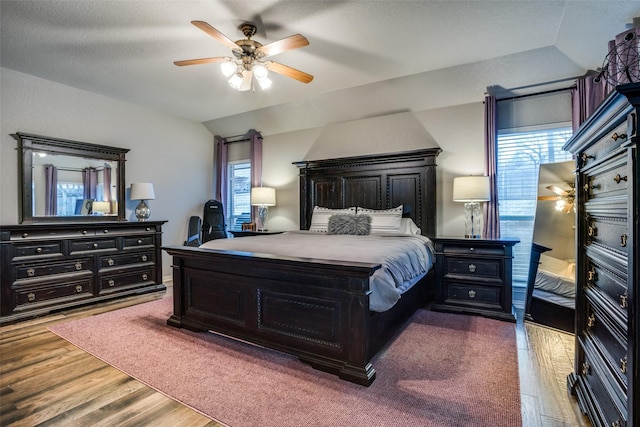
left=199, top=231, right=435, bottom=312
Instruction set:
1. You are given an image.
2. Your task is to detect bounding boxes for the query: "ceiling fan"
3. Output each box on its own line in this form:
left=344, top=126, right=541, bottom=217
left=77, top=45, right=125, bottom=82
left=174, top=21, right=313, bottom=91
left=538, top=184, right=575, bottom=213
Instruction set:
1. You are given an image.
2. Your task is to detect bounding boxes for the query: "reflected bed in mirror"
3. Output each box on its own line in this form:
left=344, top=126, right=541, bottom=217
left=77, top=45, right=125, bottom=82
left=525, top=160, right=576, bottom=333
left=14, top=133, right=129, bottom=223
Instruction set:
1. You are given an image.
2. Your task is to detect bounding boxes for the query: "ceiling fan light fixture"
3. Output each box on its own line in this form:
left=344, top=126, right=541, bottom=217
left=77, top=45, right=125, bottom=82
left=253, top=63, right=269, bottom=79
left=221, top=59, right=237, bottom=77
left=257, top=75, right=272, bottom=90
left=228, top=72, right=244, bottom=89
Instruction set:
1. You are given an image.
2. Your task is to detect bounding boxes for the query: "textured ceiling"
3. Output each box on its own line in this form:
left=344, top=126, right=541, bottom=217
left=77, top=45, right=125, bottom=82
left=1, top=1, right=639, bottom=136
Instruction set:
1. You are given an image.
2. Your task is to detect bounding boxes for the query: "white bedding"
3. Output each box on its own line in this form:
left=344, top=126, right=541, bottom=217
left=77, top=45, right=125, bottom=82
left=199, top=231, right=435, bottom=312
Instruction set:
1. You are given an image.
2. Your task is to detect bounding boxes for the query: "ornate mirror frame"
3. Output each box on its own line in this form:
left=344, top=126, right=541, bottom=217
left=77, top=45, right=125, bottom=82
left=15, top=132, right=129, bottom=223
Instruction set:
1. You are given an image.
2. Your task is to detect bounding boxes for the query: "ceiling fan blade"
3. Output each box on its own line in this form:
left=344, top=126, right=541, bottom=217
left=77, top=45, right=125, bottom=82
left=267, top=61, right=314, bottom=83
left=258, top=34, right=309, bottom=57
left=546, top=185, right=568, bottom=196
left=191, top=20, right=238, bottom=50
left=174, top=57, right=227, bottom=66
left=537, top=196, right=559, bottom=201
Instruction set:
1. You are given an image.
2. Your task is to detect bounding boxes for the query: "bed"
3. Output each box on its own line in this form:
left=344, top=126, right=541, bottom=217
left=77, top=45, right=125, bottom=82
left=525, top=245, right=576, bottom=332
left=163, top=148, right=441, bottom=386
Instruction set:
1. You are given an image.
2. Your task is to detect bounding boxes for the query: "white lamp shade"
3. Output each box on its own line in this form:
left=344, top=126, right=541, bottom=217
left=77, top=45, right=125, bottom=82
left=251, top=187, right=276, bottom=206
left=130, top=183, right=155, bottom=200
left=453, top=176, right=490, bottom=202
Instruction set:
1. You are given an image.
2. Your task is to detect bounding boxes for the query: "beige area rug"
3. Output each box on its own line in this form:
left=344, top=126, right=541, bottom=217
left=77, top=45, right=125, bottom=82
left=49, top=297, right=522, bottom=427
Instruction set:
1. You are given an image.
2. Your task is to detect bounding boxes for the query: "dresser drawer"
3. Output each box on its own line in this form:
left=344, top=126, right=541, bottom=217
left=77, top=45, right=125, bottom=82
left=578, top=340, right=627, bottom=427
left=442, top=281, right=503, bottom=310
left=444, top=257, right=502, bottom=281
left=583, top=295, right=628, bottom=391
left=439, top=243, right=506, bottom=256
left=583, top=151, right=628, bottom=200
left=10, top=228, right=92, bottom=240
left=99, top=251, right=154, bottom=269
left=579, top=121, right=628, bottom=168
left=15, top=258, right=92, bottom=280
left=70, top=238, right=118, bottom=253
left=14, top=277, right=93, bottom=309
left=586, top=258, right=628, bottom=318
left=123, top=235, right=155, bottom=249
left=585, top=215, right=629, bottom=256
left=99, top=268, right=156, bottom=295
left=12, top=241, right=63, bottom=259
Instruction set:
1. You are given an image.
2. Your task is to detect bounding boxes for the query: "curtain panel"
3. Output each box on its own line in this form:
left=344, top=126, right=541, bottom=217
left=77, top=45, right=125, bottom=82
left=483, top=95, right=500, bottom=239
left=44, top=164, right=57, bottom=216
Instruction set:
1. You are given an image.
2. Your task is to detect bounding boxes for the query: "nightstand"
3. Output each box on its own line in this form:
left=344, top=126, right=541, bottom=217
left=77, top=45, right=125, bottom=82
left=431, top=236, right=519, bottom=322
left=229, top=230, right=283, bottom=238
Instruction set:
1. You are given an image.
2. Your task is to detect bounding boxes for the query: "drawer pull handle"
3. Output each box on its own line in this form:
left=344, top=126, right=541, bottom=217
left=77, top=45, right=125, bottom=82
left=587, top=224, right=597, bottom=237
left=142, top=273, right=148, bottom=280
left=141, top=255, right=148, bottom=262
left=27, top=292, right=36, bottom=302
left=107, top=259, right=115, bottom=266
left=468, top=290, right=476, bottom=299
left=620, top=234, right=627, bottom=248
left=620, top=356, right=628, bottom=374
left=27, top=268, right=35, bottom=277
left=587, top=313, right=596, bottom=329
left=620, top=291, right=628, bottom=309
left=36, top=247, right=43, bottom=254
left=580, top=153, right=594, bottom=165
left=613, top=173, right=627, bottom=184
left=103, top=229, right=109, bottom=234
left=92, top=243, right=99, bottom=249
left=75, top=262, right=82, bottom=270
left=22, top=232, right=29, bottom=238
left=137, top=239, right=143, bottom=245
left=612, top=420, right=623, bottom=427
left=468, top=264, right=476, bottom=273
left=611, top=132, right=627, bottom=141
left=108, top=279, right=115, bottom=287
left=82, top=230, right=88, bottom=235
left=581, top=362, right=590, bottom=376
left=75, top=285, right=83, bottom=293
left=587, top=269, right=598, bottom=282
left=146, top=227, right=151, bottom=231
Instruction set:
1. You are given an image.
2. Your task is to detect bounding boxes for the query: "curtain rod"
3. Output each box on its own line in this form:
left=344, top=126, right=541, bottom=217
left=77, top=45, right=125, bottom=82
left=496, top=85, right=574, bottom=102
left=219, top=130, right=263, bottom=144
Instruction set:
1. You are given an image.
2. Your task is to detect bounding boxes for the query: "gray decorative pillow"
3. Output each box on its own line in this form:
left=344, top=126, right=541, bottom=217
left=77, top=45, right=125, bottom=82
left=327, top=214, right=371, bottom=235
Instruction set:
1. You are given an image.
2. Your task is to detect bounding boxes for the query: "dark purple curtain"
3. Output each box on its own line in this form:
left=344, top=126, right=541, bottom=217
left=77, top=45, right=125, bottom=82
left=249, top=130, right=263, bottom=222
left=214, top=135, right=228, bottom=204
left=103, top=164, right=112, bottom=203
left=483, top=95, right=500, bottom=239
left=44, top=165, right=57, bottom=216
left=571, top=73, right=609, bottom=131
left=82, top=167, right=98, bottom=200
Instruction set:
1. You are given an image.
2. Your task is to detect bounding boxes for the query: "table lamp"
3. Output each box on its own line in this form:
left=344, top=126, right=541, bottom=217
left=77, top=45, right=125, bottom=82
left=250, top=187, right=276, bottom=231
left=130, top=183, right=155, bottom=221
left=453, top=176, right=490, bottom=238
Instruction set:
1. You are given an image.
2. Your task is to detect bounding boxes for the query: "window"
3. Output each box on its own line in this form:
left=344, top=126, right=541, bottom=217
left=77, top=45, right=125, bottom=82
left=226, top=161, right=251, bottom=231
left=496, top=124, right=573, bottom=286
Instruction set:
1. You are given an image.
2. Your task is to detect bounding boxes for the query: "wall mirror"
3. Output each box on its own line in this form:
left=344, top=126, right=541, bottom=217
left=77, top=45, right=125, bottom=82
left=15, top=133, right=129, bottom=223
left=525, top=160, right=576, bottom=332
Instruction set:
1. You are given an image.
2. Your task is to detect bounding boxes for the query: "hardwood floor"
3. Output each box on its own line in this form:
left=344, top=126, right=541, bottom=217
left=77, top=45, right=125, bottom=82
left=1, top=288, right=590, bottom=426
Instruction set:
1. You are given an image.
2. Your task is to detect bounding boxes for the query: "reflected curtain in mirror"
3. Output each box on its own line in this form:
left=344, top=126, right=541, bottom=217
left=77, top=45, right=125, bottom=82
left=83, top=167, right=97, bottom=200
left=44, top=164, right=57, bottom=216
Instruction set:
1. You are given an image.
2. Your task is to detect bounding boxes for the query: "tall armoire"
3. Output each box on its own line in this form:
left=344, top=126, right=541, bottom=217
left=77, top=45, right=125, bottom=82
left=565, top=83, right=639, bottom=426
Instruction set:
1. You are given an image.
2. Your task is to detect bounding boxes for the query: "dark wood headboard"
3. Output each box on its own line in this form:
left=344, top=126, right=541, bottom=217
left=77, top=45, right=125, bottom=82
left=293, top=148, right=441, bottom=237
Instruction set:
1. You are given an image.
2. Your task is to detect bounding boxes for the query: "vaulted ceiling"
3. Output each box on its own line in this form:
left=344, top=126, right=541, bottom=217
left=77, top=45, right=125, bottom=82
left=2, top=1, right=638, bottom=136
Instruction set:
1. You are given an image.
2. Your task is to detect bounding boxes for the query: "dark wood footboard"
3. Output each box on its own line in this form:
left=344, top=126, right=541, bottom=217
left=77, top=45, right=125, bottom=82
left=164, top=245, right=433, bottom=386
left=164, top=245, right=385, bottom=385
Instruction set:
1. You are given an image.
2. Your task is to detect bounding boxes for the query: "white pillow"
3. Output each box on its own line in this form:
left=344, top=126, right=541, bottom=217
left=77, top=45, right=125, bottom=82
left=357, top=205, right=403, bottom=234
left=398, top=218, right=421, bottom=235
left=309, top=206, right=356, bottom=232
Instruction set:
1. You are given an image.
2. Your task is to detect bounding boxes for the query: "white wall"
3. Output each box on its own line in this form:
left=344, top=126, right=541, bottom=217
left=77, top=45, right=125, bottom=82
left=1, top=68, right=214, bottom=278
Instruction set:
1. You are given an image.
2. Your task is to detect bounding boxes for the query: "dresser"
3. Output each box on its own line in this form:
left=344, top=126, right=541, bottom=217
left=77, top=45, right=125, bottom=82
left=565, top=83, right=638, bottom=427
left=0, top=221, right=166, bottom=324
left=431, top=237, right=519, bottom=322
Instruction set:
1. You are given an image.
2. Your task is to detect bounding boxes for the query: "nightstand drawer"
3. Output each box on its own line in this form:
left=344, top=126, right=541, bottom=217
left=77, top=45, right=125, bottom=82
left=444, top=258, right=502, bottom=281
left=440, top=244, right=506, bottom=256
left=443, top=282, right=503, bottom=310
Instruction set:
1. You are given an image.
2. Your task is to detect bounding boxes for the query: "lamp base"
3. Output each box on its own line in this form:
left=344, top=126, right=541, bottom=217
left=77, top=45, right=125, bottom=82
left=463, top=202, right=482, bottom=239
left=257, top=205, right=269, bottom=232
left=135, top=200, right=151, bottom=222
